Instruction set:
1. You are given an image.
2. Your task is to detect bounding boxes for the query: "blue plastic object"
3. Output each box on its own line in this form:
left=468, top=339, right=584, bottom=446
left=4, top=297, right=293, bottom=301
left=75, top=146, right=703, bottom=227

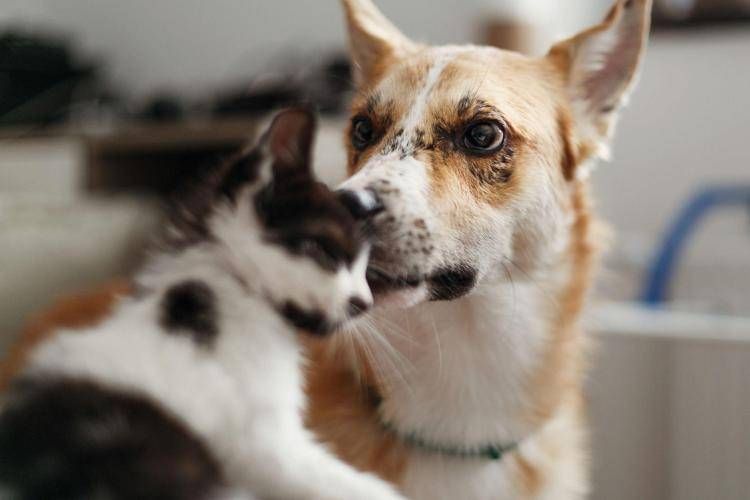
left=640, top=185, right=750, bottom=305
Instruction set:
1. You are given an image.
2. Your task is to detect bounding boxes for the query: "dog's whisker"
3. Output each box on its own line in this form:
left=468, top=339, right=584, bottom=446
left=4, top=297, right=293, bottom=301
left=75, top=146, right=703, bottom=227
left=429, top=315, right=444, bottom=380
left=504, top=257, right=561, bottom=313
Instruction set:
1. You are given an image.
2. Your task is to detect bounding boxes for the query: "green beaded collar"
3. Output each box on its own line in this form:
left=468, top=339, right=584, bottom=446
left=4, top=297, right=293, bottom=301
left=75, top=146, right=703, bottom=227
left=381, top=421, right=518, bottom=461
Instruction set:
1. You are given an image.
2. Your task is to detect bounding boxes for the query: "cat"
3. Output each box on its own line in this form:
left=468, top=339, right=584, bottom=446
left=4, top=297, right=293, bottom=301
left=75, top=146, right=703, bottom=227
left=0, top=108, right=405, bottom=500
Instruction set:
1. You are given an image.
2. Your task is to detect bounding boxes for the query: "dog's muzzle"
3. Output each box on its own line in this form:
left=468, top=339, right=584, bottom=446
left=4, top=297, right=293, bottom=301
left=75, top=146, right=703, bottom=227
left=336, top=188, right=384, bottom=221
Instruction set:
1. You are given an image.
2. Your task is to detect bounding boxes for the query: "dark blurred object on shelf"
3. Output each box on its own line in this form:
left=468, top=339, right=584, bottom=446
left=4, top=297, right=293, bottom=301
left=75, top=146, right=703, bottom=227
left=0, top=32, right=353, bottom=132
left=213, top=81, right=300, bottom=118
left=138, top=94, right=186, bottom=123
left=309, top=55, right=354, bottom=115
left=483, top=21, right=535, bottom=53
left=85, top=119, right=258, bottom=196
left=655, top=0, right=750, bottom=27
left=0, top=30, right=102, bottom=127
left=213, top=54, right=352, bottom=118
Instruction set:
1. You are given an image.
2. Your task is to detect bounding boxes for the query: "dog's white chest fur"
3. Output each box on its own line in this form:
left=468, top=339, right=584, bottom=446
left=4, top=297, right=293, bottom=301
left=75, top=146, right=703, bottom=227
left=398, top=404, right=589, bottom=500
left=403, top=458, right=516, bottom=500
left=374, top=282, right=547, bottom=446
left=366, top=282, right=553, bottom=499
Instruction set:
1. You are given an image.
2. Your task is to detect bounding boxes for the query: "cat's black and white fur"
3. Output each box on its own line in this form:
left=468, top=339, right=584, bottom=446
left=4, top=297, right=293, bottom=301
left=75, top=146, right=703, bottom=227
left=0, top=109, right=405, bottom=500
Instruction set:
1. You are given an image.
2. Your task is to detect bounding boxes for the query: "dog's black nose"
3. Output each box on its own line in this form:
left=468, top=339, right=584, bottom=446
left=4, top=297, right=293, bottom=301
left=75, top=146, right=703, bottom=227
left=337, top=189, right=384, bottom=220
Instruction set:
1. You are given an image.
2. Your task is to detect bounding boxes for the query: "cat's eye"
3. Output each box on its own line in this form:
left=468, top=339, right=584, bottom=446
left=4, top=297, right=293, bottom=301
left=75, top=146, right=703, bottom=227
left=297, top=238, right=339, bottom=272
left=351, top=117, right=375, bottom=151
left=461, top=121, right=505, bottom=154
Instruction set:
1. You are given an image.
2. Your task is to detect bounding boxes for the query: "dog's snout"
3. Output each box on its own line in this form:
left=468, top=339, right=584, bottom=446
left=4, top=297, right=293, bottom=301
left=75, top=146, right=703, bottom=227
left=337, top=188, right=384, bottom=220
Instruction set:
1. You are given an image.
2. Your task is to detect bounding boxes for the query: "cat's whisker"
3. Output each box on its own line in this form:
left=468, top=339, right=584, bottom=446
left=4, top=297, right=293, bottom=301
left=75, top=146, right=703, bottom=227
left=353, top=317, right=415, bottom=397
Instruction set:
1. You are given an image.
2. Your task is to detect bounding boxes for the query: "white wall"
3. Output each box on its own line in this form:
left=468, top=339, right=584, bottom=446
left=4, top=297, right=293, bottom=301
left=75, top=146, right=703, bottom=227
left=1, top=0, right=475, bottom=98
left=597, top=28, right=750, bottom=268
left=1, top=0, right=610, bottom=98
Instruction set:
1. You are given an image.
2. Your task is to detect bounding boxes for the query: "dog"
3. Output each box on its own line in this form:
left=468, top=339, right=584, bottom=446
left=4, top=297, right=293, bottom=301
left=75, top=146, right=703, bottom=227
left=1, top=1, right=651, bottom=498
left=304, top=1, right=653, bottom=499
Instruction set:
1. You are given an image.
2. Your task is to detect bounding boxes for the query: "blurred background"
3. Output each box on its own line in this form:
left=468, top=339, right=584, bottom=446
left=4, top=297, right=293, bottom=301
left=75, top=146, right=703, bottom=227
left=0, top=1, right=748, bottom=498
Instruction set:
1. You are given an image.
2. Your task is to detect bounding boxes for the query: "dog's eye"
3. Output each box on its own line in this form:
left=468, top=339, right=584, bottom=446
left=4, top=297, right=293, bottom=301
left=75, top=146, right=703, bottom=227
left=351, top=117, right=375, bottom=150
left=462, top=122, right=505, bottom=153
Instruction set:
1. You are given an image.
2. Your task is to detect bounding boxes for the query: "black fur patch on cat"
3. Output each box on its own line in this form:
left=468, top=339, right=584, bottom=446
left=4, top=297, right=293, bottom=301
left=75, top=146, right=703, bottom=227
left=162, top=109, right=364, bottom=278
left=0, top=378, right=223, bottom=500
left=280, top=301, right=329, bottom=336
left=217, top=149, right=263, bottom=204
left=255, top=174, right=362, bottom=270
left=428, top=265, right=478, bottom=301
left=162, top=148, right=264, bottom=251
left=160, top=280, right=219, bottom=346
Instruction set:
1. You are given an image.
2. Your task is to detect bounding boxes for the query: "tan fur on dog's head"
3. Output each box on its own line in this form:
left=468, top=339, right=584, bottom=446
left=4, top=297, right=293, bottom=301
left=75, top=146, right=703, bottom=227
left=338, top=0, right=651, bottom=305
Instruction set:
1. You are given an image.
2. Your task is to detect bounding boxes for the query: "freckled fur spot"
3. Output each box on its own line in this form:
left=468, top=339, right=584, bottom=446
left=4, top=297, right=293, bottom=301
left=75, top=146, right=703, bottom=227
left=160, top=280, right=218, bottom=347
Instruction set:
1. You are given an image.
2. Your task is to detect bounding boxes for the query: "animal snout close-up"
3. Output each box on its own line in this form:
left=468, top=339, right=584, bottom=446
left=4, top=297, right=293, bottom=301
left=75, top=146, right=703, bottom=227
left=337, top=188, right=385, bottom=220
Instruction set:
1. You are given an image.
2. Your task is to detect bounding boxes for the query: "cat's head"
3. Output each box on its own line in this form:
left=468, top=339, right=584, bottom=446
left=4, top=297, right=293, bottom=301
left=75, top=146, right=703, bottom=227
left=194, top=108, right=373, bottom=335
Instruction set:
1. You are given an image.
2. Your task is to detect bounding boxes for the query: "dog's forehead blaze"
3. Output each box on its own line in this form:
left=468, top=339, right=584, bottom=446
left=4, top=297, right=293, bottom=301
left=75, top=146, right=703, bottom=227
left=349, top=47, right=570, bottom=208
left=356, top=49, right=562, bottom=138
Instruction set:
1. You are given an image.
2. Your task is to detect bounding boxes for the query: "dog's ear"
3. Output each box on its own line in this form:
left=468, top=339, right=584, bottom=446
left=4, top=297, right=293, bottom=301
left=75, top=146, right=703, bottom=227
left=548, top=0, right=652, bottom=164
left=340, top=0, right=414, bottom=85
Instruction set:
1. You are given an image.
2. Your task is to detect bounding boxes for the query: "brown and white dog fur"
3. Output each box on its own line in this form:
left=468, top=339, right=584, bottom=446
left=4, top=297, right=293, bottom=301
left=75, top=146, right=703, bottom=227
left=305, top=1, right=653, bottom=499
left=0, top=1, right=651, bottom=499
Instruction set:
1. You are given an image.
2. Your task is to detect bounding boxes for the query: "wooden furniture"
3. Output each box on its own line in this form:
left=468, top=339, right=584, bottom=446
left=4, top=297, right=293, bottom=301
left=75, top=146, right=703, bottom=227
left=0, top=118, right=259, bottom=196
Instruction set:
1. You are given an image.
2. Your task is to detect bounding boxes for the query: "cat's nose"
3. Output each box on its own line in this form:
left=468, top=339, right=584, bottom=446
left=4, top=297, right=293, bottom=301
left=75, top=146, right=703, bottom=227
left=347, top=296, right=371, bottom=318
left=337, top=188, right=384, bottom=220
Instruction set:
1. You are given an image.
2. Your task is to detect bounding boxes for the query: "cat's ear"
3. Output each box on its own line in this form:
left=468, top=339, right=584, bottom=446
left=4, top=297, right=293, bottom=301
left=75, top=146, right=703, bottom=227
left=265, top=107, right=317, bottom=179
left=216, top=109, right=316, bottom=202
